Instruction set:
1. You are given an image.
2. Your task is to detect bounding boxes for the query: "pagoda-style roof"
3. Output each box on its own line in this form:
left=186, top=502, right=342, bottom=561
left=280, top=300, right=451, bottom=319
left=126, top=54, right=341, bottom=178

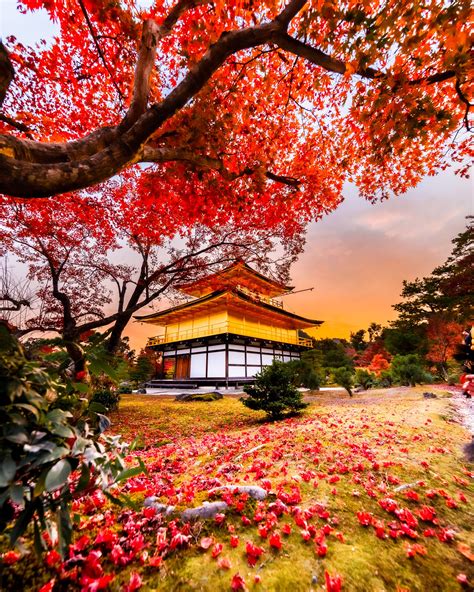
left=136, top=289, right=322, bottom=329
left=176, top=261, right=293, bottom=298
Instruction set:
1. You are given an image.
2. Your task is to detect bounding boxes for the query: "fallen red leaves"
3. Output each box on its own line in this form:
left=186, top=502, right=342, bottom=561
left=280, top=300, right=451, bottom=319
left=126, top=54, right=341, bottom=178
left=5, top=393, right=473, bottom=591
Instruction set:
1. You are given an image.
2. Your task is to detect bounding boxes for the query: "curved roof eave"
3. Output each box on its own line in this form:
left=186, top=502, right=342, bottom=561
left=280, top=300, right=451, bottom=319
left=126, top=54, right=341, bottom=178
left=135, top=289, right=323, bottom=327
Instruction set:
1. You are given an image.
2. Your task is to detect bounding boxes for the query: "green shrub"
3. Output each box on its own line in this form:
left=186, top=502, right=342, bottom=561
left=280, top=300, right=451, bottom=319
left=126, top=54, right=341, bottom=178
left=91, top=389, right=121, bottom=411
left=241, top=361, right=308, bottom=419
left=355, top=368, right=377, bottom=390
left=445, top=360, right=462, bottom=386
left=0, top=325, right=143, bottom=557
left=285, top=359, right=321, bottom=389
left=377, top=370, right=394, bottom=388
left=390, top=354, right=429, bottom=386
left=333, top=367, right=354, bottom=397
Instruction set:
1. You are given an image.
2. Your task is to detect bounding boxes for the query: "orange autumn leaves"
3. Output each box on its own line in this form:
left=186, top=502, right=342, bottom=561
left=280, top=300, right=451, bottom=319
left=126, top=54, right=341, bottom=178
left=1, top=0, right=471, bottom=209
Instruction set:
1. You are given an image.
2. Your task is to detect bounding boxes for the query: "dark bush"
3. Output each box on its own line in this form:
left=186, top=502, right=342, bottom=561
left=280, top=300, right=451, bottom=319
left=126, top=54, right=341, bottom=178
left=175, top=392, right=223, bottom=402
left=285, top=359, right=321, bottom=389
left=355, top=369, right=377, bottom=390
left=0, top=325, right=142, bottom=557
left=377, top=370, right=394, bottom=388
left=390, top=354, right=429, bottom=386
left=333, top=367, right=354, bottom=397
left=91, top=389, right=121, bottom=411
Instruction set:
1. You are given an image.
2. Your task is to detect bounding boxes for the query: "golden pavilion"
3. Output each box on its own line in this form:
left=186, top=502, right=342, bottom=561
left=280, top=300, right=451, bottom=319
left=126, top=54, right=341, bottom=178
left=137, top=261, right=322, bottom=386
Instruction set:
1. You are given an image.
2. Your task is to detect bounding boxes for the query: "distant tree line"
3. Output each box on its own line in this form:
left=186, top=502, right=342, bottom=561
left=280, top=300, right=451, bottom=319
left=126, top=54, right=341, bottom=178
left=288, top=217, right=473, bottom=392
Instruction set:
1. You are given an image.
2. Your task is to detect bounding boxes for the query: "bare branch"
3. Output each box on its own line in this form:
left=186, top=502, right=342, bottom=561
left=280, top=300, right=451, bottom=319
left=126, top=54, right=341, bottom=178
left=77, top=0, right=125, bottom=106
left=0, top=114, right=32, bottom=136
left=0, top=294, right=30, bottom=312
left=455, top=79, right=473, bottom=132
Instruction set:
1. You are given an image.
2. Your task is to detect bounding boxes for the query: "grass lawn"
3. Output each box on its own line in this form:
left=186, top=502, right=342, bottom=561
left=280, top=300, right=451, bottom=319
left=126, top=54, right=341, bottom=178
left=2, top=387, right=473, bottom=591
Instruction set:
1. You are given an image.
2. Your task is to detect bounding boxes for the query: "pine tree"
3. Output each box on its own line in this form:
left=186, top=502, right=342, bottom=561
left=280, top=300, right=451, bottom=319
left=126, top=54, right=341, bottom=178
left=242, top=361, right=308, bottom=420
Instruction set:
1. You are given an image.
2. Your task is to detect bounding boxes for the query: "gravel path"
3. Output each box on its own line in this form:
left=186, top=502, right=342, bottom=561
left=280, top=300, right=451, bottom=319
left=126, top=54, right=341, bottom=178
left=449, top=387, right=474, bottom=435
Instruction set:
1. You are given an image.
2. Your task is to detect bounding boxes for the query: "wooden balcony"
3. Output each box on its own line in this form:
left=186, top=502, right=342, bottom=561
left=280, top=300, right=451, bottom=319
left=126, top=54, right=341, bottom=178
left=146, top=321, right=313, bottom=348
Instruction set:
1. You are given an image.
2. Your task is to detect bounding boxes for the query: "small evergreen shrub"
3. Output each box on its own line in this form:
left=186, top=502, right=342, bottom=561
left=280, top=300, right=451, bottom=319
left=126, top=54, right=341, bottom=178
left=241, top=361, right=308, bottom=419
left=91, top=389, right=121, bottom=411
left=390, top=354, right=428, bottom=386
left=355, top=368, right=377, bottom=390
left=377, top=370, right=394, bottom=388
left=333, top=367, right=354, bottom=397
left=285, top=359, right=321, bottom=390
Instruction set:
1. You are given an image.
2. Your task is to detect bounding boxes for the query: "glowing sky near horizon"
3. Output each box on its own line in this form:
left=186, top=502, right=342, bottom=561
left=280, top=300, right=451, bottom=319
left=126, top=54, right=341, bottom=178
left=1, top=3, right=473, bottom=352
left=129, top=177, right=472, bottom=350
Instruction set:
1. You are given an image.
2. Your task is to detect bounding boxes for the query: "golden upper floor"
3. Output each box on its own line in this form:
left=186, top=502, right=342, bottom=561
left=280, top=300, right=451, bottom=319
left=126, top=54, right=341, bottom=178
left=138, top=289, right=320, bottom=348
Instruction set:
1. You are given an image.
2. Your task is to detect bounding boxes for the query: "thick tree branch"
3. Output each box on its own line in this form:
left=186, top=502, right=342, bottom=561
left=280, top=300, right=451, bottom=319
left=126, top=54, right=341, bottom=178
left=275, top=0, right=308, bottom=27
left=0, top=42, right=14, bottom=108
left=0, top=1, right=204, bottom=165
left=140, top=146, right=301, bottom=187
left=0, top=113, right=31, bottom=135
left=0, top=294, right=30, bottom=311
left=0, top=0, right=459, bottom=198
left=274, top=32, right=377, bottom=78
left=0, top=18, right=282, bottom=197
left=119, top=20, right=161, bottom=131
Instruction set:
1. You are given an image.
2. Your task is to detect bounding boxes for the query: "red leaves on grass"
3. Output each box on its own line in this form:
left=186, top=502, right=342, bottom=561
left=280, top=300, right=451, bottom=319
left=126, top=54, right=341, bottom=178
left=405, top=543, right=427, bottom=558
left=2, top=551, right=21, bottom=565
left=217, top=557, right=231, bottom=570
left=316, top=542, right=328, bottom=557
left=325, top=570, right=343, bottom=592
left=417, top=506, right=437, bottom=522
left=231, top=574, right=246, bottom=591
left=356, top=512, right=373, bottom=526
left=199, top=537, right=214, bottom=550
left=124, top=573, right=142, bottom=592
left=245, top=542, right=265, bottom=566
left=269, top=532, right=282, bottom=550
left=45, top=550, right=62, bottom=568
left=38, top=581, right=56, bottom=592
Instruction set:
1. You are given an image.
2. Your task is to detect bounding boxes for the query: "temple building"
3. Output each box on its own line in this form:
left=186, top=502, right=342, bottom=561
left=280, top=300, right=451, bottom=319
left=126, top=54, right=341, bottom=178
left=137, top=261, right=322, bottom=386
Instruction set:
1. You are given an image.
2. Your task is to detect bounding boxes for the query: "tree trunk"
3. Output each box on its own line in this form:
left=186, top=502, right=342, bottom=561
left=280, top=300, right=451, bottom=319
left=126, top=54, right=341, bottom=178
left=106, top=313, right=134, bottom=355
left=64, top=336, right=88, bottom=382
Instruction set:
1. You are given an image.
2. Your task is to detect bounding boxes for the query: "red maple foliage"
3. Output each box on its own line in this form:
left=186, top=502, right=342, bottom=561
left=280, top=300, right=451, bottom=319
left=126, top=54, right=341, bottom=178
left=0, top=0, right=471, bottom=206
left=426, top=316, right=463, bottom=371
left=368, top=353, right=390, bottom=375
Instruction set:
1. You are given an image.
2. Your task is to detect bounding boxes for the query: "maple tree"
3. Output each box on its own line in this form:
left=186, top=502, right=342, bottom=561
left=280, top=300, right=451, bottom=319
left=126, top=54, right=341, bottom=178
left=0, top=194, right=300, bottom=375
left=425, top=316, right=463, bottom=377
left=0, top=0, right=471, bottom=210
left=367, top=352, right=390, bottom=375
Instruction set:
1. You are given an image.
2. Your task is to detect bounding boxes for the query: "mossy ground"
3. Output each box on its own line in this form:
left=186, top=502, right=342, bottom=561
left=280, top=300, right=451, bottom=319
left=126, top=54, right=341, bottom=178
left=2, top=387, right=473, bottom=591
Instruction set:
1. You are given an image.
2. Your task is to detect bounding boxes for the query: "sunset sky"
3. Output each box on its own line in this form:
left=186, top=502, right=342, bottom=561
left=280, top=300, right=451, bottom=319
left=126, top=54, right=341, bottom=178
left=2, top=3, right=473, bottom=352
left=128, top=174, right=472, bottom=351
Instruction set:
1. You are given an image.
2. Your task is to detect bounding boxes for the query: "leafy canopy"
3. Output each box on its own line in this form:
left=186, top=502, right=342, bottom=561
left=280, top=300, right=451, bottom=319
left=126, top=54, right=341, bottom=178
left=0, top=0, right=471, bottom=212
